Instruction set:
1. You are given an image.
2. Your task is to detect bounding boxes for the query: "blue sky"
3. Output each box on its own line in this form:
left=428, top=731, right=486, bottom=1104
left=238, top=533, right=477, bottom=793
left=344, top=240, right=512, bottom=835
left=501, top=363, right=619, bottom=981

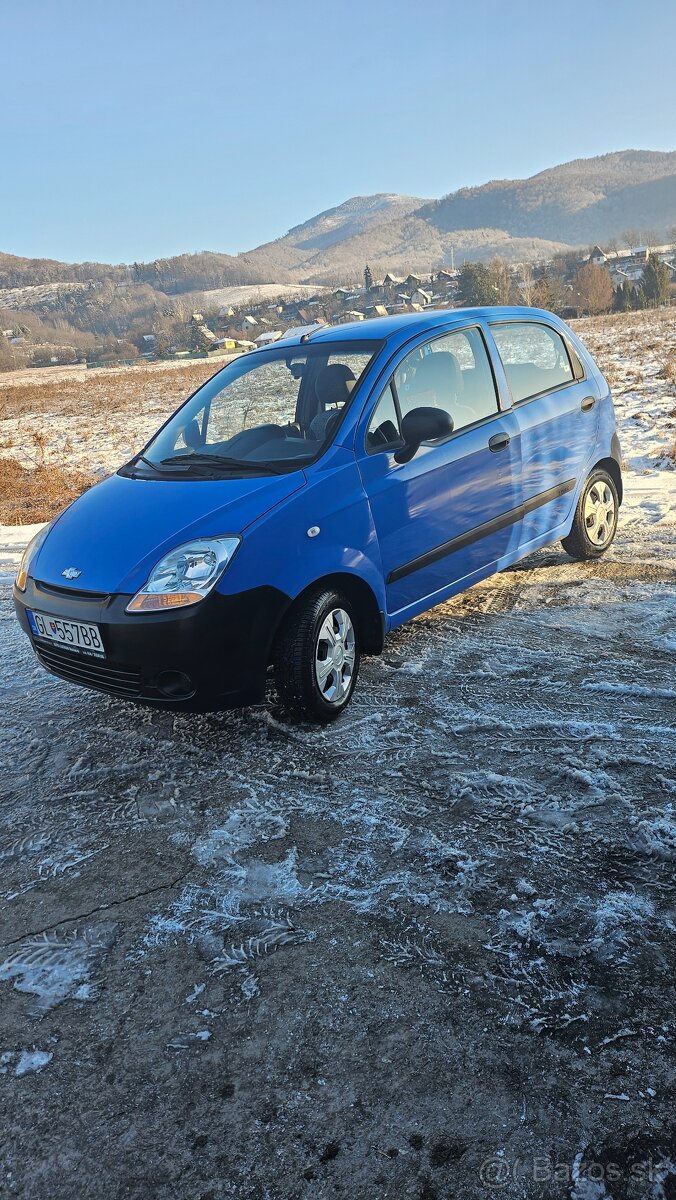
left=2, top=0, right=675, bottom=263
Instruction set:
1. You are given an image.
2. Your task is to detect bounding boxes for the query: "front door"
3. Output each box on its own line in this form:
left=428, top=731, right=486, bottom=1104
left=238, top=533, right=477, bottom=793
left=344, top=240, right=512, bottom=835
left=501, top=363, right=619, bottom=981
left=357, top=325, right=522, bottom=622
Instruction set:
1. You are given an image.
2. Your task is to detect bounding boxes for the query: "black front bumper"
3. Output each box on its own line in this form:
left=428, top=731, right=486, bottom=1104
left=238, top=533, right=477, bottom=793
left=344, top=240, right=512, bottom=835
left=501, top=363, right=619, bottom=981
left=13, top=579, right=292, bottom=711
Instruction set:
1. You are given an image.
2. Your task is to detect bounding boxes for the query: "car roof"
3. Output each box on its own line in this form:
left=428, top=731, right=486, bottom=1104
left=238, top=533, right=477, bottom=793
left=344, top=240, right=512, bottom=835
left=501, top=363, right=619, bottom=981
left=272, top=306, right=568, bottom=349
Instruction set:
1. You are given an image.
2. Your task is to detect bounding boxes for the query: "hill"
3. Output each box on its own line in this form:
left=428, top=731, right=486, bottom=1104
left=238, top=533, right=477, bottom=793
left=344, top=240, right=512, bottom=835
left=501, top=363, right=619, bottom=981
left=241, top=150, right=676, bottom=282
left=1, top=149, right=675, bottom=366
left=3, top=150, right=675, bottom=294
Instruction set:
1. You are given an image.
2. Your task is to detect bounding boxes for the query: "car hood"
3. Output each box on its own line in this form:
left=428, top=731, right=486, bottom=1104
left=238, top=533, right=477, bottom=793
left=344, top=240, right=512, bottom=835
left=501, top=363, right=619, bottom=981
left=34, top=469, right=306, bottom=594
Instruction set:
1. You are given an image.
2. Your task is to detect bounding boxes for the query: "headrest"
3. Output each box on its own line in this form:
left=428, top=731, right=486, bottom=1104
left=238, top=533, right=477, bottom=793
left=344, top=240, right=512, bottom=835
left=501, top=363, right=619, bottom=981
left=412, top=351, right=463, bottom=398
left=314, top=363, right=356, bottom=408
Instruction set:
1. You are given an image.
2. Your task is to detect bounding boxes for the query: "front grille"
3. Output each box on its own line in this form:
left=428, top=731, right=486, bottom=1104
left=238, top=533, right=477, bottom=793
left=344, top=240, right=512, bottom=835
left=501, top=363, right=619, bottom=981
left=35, top=642, right=142, bottom=698
left=35, top=579, right=110, bottom=601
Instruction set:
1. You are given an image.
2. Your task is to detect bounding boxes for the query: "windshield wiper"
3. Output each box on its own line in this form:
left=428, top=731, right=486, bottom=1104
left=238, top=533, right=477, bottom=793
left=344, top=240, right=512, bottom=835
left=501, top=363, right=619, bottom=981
left=123, top=453, right=172, bottom=478
left=160, top=453, right=289, bottom=476
left=135, top=454, right=167, bottom=472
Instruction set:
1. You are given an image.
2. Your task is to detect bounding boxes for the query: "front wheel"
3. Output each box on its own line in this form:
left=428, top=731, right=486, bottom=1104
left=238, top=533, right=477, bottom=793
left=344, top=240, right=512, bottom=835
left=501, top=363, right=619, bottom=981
left=273, top=588, right=360, bottom=722
left=561, top=468, right=619, bottom=560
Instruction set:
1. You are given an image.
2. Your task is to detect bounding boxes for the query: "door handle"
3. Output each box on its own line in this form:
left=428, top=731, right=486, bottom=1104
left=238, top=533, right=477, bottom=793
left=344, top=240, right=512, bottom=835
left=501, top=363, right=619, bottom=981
left=581, top=395, right=596, bottom=412
left=488, top=432, right=510, bottom=452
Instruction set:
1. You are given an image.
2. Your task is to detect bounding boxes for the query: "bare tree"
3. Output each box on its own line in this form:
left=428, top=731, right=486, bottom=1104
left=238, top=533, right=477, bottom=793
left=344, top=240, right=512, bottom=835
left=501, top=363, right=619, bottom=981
left=572, top=263, right=614, bottom=314
left=487, top=257, right=513, bottom=305
left=519, top=265, right=537, bottom=306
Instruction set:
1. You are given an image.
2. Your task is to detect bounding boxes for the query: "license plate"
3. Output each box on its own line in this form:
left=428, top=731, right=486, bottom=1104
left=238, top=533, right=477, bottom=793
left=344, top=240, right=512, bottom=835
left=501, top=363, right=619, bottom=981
left=27, top=610, right=105, bottom=658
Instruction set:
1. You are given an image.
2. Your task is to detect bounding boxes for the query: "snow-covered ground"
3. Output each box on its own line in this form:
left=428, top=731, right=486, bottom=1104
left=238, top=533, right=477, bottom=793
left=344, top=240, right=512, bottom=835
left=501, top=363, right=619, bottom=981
left=0, top=281, right=328, bottom=314
left=572, top=308, right=676, bottom=473
left=0, top=311, right=674, bottom=1198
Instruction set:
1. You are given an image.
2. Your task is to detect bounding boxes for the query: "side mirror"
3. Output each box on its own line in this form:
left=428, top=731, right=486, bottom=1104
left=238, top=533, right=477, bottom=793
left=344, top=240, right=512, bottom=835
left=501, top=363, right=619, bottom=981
left=394, top=406, right=454, bottom=463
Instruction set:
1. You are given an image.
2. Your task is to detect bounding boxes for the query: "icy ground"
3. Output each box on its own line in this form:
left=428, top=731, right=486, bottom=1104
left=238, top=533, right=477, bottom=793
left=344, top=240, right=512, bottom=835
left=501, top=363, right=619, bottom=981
left=0, top=311, right=674, bottom=1198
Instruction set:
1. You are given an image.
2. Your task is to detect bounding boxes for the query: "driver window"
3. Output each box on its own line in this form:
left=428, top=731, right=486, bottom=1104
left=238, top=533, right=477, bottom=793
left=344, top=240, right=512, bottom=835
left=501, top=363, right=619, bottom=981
left=393, top=327, right=498, bottom=433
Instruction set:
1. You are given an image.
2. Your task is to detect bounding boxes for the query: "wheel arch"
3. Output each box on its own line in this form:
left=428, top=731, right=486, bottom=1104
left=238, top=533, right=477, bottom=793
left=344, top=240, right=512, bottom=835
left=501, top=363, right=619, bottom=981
left=593, top=456, right=623, bottom=504
left=276, top=572, right=385, bottom=656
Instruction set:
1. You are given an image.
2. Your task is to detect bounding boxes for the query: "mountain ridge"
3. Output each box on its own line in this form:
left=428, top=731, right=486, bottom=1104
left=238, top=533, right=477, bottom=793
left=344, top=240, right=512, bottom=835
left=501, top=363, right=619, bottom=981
left=239, top=150, right=676, bottom=282
left=2, top=150, right=675, bottom=294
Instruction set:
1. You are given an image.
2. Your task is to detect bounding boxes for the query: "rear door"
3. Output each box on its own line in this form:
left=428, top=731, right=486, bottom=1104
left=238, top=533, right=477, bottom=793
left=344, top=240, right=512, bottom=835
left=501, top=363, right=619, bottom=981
left=357, top=324, right=521, bottom=621
left=488, top=320, right=599, bottom=545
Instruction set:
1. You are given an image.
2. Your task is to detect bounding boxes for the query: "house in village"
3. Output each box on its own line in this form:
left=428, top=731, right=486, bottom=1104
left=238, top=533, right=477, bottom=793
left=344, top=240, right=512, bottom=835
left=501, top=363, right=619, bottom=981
left=411, top=287, right=432, bottom=307
left=227, top=313, right=258, bottom=339
left=588, top=245, right=608, bottom=267
left=190, top=312, right=218, bottom=348
left=254, top=330, right=283, bottom=345
left=283, top=321, right=325, bottom=340
left=585, top=243, right=676, bottom=289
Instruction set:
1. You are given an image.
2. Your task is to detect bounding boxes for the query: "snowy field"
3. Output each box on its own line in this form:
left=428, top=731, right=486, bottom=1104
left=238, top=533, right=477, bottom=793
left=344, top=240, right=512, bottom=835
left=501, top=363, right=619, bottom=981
left=0, top=308, right=674, bottom=483
left=0, top=281, right=328, bottom=316
left=0, top=311, right=674, bottom=1198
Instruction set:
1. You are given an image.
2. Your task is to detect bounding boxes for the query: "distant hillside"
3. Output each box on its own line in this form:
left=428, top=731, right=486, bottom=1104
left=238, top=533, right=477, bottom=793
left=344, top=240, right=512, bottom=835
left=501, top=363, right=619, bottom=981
left=3, top=150, right=675, bottom=294
left=1, top=149, right=675, bottom=369
left=239, top=194, right=429, bottom=279
left=0, top=249, right=268, bottom=293
left=241, top=150, right=676, bottom=282
left=419, top=150, right=676, bottom=245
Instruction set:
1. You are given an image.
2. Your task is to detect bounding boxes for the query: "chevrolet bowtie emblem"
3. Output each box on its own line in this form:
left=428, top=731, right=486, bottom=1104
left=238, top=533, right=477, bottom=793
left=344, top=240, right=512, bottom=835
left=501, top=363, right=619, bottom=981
left=61, top=567, right=82, bottom=580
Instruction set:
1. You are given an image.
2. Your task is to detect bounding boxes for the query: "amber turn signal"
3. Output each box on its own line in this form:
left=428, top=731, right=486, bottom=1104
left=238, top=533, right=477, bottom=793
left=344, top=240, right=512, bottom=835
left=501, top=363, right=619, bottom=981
left=126, top=592, right=203, bottom=613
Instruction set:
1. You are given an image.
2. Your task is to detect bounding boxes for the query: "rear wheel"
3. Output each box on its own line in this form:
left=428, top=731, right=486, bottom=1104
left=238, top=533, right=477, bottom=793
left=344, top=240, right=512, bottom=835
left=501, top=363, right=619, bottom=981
left=561, top=468, right=619, bottom=560
left=273, top=588, right=360, bottom=722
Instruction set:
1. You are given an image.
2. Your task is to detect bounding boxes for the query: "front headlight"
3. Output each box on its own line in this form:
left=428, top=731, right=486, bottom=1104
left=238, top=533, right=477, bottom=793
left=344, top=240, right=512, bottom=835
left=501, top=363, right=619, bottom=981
left=16, top=523, right=52, bottom=592
left=126, top=536, right=240, bottom=613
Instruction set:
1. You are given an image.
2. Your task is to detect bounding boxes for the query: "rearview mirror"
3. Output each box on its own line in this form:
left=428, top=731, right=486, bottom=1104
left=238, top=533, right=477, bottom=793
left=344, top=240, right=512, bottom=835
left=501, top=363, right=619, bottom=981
left=394, top=406, right=454, bottom=463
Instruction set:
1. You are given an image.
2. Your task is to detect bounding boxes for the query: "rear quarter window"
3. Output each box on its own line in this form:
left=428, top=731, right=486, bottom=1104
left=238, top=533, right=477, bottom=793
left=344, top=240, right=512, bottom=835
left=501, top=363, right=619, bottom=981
left=490, top=321, right=575, bottom=404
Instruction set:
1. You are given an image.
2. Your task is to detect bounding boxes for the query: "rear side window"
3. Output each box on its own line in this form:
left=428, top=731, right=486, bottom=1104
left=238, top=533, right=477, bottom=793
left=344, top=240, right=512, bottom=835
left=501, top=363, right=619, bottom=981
left=491, top=322, right=574, bottom=403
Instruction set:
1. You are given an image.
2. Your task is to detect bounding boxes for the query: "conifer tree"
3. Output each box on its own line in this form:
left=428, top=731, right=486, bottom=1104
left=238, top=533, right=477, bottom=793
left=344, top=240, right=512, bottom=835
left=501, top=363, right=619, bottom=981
left=641, top=253, right=670, bottom=305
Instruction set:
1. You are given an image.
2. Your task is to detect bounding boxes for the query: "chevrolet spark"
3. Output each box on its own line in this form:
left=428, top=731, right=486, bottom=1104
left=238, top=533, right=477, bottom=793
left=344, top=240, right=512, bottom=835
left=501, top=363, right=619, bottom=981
left=14, top=307, right=622, bottom=722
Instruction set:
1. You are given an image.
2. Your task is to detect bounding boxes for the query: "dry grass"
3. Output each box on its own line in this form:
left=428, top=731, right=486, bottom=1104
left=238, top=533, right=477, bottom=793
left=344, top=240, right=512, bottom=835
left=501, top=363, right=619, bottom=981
left=0, top=360, right=220, bottom=422
left=0, top=457, right=95, bottom=524
left=571, top=306, right=675, bottom=338
left=662, top=356, right=676, bottom=386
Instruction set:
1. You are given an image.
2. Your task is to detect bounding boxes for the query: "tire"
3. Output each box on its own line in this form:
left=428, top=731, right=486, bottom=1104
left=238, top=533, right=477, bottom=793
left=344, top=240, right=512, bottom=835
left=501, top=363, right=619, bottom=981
left=273, top=587, right=360, bottom=723
left=561, top=468, right=619, bottom=560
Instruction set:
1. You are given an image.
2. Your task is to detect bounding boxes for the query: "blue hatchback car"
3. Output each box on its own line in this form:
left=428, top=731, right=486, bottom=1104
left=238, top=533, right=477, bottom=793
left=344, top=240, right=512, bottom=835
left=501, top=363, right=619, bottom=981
left=14, top=307, right=622, bottom=721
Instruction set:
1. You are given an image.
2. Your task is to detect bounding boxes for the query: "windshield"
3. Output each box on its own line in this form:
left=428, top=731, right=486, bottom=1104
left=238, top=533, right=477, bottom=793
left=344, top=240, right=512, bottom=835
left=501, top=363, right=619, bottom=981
left=125, top=340, right=382, bottom=478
